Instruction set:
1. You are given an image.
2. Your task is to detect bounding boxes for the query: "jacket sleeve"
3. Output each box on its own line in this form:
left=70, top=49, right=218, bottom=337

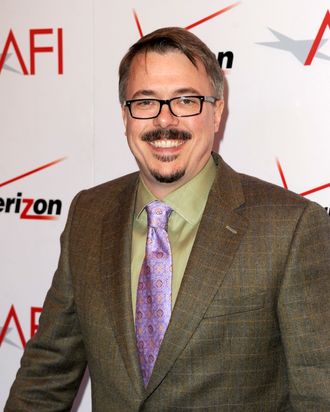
left=5, top=193, right=87, bottom=412
left=277, top=202, right=330, bottom=410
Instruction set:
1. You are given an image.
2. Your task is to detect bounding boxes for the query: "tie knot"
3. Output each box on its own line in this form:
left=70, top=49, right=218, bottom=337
left=146, top=200, right=172, bottom=230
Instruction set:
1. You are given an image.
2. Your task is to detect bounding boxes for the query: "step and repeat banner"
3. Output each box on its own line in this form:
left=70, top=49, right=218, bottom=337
left=1, top=0, right=329, bottom=410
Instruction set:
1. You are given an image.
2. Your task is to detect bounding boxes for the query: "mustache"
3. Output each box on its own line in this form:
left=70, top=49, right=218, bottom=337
left=141, top=129, right=192, bottom=142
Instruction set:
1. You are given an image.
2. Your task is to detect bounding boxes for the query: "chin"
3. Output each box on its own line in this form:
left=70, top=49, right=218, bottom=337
left=150, top=168, right=186, bottom=184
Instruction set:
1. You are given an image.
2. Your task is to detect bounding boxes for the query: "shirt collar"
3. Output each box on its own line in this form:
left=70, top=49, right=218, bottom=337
left=135, top=156, right=216, bottom=225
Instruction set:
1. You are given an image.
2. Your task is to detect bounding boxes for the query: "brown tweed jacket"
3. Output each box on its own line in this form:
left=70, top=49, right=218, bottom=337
left=5, top=154, right=330, bottom=411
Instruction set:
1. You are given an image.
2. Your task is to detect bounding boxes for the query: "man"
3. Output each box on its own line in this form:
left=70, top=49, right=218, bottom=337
left=5, top=27, right=330, bottom=411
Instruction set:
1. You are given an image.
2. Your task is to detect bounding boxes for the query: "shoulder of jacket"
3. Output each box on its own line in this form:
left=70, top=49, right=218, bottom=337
left=239, top=172, right=311, bottom=209
left=71, top=171, right=139, bottom=214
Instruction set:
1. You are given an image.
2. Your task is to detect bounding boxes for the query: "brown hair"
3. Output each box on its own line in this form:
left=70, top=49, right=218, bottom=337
left=118, top=27, right=224, bottom=103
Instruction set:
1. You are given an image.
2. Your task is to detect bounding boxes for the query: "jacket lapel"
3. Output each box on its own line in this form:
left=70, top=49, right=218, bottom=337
left=100, top=173, right=145, bottom=398
left=146, top=155, right=249, bottom=395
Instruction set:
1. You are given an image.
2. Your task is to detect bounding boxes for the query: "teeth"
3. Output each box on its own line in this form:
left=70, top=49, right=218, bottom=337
left=150, top=140, right=184, bottom=148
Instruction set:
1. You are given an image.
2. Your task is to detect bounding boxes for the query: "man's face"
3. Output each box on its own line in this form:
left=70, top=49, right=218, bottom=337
left=122, top=51, right=223, bottom=195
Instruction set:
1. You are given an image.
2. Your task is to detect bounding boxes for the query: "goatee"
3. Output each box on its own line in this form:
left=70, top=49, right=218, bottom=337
left=150, top=168, right=186, bottom=184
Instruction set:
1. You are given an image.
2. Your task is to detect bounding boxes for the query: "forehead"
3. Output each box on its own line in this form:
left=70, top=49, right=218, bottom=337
left=126, top=51, right=213, bottom=98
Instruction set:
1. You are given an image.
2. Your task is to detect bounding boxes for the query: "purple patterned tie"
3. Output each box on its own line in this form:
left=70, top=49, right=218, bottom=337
left=135, top=200, right=173, bottom=386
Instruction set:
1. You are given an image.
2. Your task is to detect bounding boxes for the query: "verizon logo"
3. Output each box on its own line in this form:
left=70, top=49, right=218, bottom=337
left=0, top=157, right=66, bottom=221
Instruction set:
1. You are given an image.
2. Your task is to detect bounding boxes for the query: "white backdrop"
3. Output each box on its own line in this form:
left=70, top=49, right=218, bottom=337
left=1, top=1, right=329, bottom=410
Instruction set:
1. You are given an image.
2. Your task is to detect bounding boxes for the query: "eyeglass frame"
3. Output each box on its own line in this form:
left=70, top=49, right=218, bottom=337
left=123, top=95, right=218, bottom=119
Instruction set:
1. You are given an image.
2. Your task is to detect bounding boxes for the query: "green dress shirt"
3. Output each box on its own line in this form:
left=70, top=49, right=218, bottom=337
left=131, top=156, right=217, bottom=318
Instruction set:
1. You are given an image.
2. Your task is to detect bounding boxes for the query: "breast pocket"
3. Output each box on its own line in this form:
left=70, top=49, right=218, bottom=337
left=203, top=292, right=266, bottom=318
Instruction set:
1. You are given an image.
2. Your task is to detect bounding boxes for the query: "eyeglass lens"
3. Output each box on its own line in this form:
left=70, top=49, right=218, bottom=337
left=130, top=96, right=202, bottom=118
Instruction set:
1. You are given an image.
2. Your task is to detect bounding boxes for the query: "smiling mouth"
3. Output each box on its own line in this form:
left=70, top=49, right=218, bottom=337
left=149, top=139, right=185, bottom=148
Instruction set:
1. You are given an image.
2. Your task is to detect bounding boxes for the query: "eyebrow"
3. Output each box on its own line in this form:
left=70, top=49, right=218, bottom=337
left=130, top=87, right=202, bottom=100
left=174, top=87, right=201, bottom=96
left=131, top=90, right=156, bottom=99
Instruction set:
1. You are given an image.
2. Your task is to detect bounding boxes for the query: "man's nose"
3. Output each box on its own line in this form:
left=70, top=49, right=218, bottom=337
left=153, top=103, right=179, bottom=128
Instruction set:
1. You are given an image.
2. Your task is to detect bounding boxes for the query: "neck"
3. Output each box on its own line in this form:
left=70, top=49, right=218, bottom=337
left=141, top=177, right=183, bottom=200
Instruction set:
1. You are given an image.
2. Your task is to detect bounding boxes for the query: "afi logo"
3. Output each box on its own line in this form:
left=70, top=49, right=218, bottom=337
left=0, top=305, right=42, bottom=349
left=0, top=28, right=63, bottom=75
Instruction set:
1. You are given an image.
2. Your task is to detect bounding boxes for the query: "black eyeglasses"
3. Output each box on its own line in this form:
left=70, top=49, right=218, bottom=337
left=123, top=95, right=217, bottom=119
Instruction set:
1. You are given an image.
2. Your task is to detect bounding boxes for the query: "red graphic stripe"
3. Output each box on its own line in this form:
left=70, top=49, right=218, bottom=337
left=277, top=158, right=329, bottom=197
left=0, top=157, right=66, bottom=188
left=133, top=9, right=144, bottom=37
left=276, top=159, right=288, bottom=189
left=185, top=2, right=241, bottom=30
left=20, top=214, right=58, bottom=221
left=305, top=10, right=330, bottom=65
left=300, top=183, right=330, bottom=197
left=133, top=3, right=240, bottom=38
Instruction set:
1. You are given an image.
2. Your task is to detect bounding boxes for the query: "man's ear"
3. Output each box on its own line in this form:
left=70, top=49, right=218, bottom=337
left=121, top=106, right=128, bottom=129
left=214, top=99, right=224, bottom=133
left=122, top=106, right=129, bottom=136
